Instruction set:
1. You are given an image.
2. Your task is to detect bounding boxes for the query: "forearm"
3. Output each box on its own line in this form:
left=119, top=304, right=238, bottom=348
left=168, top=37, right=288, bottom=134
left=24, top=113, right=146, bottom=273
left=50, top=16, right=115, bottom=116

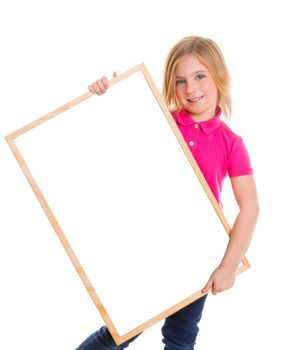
left=202, top=175, right=259, bottom=294
left=220, top=203, right=259, bottom=271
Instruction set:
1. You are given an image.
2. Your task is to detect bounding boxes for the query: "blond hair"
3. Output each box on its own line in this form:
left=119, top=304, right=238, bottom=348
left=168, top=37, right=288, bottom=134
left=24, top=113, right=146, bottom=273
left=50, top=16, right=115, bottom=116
left=162, top=36, right=231, bottom=120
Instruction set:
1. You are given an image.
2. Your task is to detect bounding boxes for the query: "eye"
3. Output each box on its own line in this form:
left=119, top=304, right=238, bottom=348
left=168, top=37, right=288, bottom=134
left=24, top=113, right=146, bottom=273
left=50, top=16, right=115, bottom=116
left=196, top=74, right=206, bottom=81
left=175, top=79, right=186, bottom=86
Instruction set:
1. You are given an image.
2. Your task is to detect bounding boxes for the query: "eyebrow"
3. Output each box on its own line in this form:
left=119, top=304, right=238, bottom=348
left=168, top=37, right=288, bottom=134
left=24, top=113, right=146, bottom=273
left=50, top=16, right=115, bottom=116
left=175, top=70, right=208, bottom=79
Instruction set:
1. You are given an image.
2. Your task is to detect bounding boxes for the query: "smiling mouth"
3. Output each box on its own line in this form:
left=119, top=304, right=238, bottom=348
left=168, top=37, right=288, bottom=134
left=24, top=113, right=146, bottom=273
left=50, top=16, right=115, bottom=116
left=187, top=96, right=204, bottom=103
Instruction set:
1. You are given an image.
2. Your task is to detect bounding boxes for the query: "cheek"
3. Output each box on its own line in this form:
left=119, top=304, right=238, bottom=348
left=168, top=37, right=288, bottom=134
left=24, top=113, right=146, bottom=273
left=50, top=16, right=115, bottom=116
left=205, top=80, right=218, bottom=97
left=202, top=83, right=218, bottom=101
left=175, top=86, right=184, bottom=100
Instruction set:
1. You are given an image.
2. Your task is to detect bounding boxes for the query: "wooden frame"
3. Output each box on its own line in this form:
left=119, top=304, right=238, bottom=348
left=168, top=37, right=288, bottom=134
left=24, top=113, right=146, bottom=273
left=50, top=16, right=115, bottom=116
left=5, top=63, right=250, bottom=345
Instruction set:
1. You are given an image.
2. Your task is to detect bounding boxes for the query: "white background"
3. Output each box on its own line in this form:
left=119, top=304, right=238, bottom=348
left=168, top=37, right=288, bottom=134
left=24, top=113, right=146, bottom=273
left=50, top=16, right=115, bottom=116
left=0, top=0, right=307, bottom=349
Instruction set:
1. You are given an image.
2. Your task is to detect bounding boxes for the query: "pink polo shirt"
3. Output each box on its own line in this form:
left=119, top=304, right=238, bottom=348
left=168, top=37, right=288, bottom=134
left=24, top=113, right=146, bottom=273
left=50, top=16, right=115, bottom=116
left=173, top=108, right=253, bottom=206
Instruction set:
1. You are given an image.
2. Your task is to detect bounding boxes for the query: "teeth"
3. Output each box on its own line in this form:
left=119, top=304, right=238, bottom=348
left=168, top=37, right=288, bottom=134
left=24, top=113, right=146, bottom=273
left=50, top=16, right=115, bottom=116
left=188, top=96, right=203, bottom=102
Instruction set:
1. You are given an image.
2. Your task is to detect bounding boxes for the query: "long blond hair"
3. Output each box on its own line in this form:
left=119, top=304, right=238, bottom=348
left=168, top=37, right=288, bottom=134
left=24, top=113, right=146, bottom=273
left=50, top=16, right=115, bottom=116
left=162, top=36, right=231, bottom=120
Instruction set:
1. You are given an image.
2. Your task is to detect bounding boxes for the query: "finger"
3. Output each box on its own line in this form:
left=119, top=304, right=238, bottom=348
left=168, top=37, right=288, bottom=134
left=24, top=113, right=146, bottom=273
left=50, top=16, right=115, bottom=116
left=89, top=84, right=101, bottom=95
left=97, top=79, right=107, bottom=94
left=88, top=84, right=95, bottom=94
left=209, top=282, right=218, bottom=295
left=101, top=76, right=109, bottom=89
left=211, top=283, right=219, bottom=295
left=90, top=82, right=103, bottom=95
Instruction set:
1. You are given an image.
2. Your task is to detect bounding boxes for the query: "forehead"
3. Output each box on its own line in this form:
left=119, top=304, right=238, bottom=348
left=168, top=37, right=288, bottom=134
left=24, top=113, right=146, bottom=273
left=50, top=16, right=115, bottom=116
left=176, top=54, right=208, bottom=76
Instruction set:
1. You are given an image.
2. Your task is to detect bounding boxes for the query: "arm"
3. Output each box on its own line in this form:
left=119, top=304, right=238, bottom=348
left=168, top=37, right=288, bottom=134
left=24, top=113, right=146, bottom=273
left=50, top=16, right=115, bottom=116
left=202, top=175, right=259, bottom=295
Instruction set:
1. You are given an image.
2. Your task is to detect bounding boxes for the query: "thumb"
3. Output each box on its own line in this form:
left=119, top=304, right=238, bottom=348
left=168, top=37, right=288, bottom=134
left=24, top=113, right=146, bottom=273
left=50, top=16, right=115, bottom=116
left=202, top=277, right=213, bottom=294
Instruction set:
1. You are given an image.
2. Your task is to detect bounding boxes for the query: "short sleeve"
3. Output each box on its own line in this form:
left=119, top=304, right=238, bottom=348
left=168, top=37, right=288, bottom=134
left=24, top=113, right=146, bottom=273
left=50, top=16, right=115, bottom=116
left=227, top=136, right=253, bottom=178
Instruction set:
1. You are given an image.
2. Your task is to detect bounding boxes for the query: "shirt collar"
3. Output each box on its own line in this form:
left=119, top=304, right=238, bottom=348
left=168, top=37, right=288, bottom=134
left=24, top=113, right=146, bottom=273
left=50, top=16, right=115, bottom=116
left=176, top=107, right=222, bottom=135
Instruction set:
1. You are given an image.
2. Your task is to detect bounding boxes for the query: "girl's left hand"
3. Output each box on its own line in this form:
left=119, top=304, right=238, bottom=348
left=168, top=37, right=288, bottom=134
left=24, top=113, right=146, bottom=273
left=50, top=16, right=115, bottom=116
left=202, top=265, right=236, bottom=295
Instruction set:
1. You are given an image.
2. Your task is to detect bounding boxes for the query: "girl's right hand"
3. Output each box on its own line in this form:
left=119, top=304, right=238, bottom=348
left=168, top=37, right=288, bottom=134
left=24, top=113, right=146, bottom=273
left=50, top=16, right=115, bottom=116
left=88, top=72, right=117, bottom=95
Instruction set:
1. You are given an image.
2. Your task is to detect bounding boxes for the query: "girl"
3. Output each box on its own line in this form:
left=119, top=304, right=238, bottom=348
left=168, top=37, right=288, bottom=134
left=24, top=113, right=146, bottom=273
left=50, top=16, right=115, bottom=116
left=76, top=36, right=259, bottom=350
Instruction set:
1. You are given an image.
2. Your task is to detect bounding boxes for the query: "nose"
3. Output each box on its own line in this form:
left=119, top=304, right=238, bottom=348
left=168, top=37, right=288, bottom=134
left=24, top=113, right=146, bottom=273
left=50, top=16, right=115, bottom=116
left=186, top=80, right=197, bottom=94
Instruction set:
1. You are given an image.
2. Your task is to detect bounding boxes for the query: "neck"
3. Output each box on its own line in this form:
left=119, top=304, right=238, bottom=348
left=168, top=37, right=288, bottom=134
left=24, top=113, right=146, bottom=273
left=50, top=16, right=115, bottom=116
left=191, top=107, right=218, bottom=122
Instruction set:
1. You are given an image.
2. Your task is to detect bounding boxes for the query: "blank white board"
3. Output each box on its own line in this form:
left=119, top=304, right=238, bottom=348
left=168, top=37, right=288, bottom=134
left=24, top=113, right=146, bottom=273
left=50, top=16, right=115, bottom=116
left=5, top=63, right=249, bottom=345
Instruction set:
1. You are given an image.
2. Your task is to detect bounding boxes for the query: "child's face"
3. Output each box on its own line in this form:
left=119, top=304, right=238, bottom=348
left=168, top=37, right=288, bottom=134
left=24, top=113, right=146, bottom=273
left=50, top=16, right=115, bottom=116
left=175, top=54, right=218, bottom=122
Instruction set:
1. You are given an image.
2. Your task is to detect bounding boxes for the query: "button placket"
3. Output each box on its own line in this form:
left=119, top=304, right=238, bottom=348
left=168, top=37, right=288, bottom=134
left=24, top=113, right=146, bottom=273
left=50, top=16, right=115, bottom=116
left=188, top=123, right=200, bottom=151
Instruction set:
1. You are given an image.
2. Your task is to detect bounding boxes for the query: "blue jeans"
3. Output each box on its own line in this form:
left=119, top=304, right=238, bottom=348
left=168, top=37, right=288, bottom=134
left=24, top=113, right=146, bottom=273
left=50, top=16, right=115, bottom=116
left=75, top=295, right=207, bottom=350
